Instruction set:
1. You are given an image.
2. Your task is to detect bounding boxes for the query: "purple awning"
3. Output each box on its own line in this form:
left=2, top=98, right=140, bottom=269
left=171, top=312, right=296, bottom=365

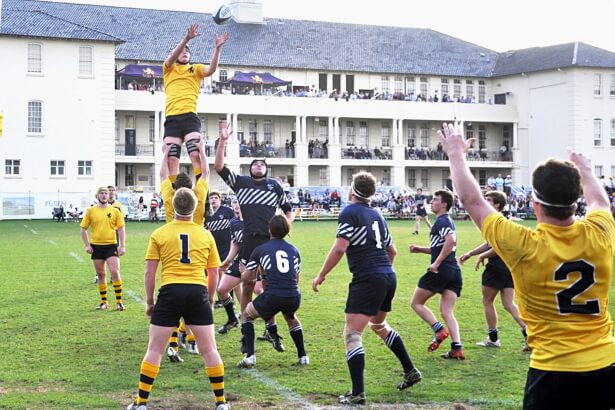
left=229, top=71, right=291, bottom=86
left=117, top=64, right=162, bottom=78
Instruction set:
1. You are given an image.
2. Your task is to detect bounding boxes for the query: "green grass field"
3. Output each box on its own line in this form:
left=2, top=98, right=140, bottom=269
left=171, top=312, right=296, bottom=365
left=0, top=219, right=613, bottom=410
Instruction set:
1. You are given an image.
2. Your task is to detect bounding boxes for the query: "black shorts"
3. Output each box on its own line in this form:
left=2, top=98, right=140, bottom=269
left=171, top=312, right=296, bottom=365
left=416, top=208, right=427, bottom=217
left=91, top=244, right=118, bottom=260
left=224, top=260, right=241, bottom=279
left=164, top=112, right=201, bottom=140
left=253, top=292, right=301, bottom=322
left=523, top=365, right=615, bottom=410
left=482, top=262, right=514, bottom=289
left=417, top=266, right=462, bottom=296
left=150, top=284, right=214, bottom=327
left=346, top=273, right=396, bottom=316
left=240, top=234, right=269, bottom=265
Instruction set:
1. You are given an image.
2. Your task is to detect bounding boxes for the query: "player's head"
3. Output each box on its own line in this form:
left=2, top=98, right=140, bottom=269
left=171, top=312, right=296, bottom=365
left=417, top=188, right=423, bottom=194
left=173, top=187, right=197, bottom=218
left=177, top=45, right=191, bottom=65
left=532, top=158, right=581, bottom=220
left=432, top=189, right=454, bottom=212
left=250, top=159, right=268, bottom=179
left=485, top=190, right=507, bottom=212
left=269, top=215, right=290, bottom=239
left=96, top=187, right=109, bottom=204
left=107, top=185, right=116, bottom=200
left=209, top=190, right=221, bottom=207
left=172, top=172, right=193, bottom=190
left=350, top=171, right=377, bottom=203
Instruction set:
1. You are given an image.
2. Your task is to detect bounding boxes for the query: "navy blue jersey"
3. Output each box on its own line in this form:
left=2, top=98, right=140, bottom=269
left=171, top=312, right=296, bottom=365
left=246, top=238, right=301, bottom=297
left=429, top=214, right=459, bottom=269
left=206, top=205, right=235, bottom=260
left=336, top=203, right=394, bottom=277
left=415, top=194, right=427, bottom=210
left=229, top=216, right=244, bottom=247
left=218, top=167, right=292, bottom=236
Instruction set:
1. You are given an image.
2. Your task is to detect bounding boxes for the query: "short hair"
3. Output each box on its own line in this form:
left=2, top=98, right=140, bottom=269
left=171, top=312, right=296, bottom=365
left=107, top=185, right=116, bottom=190
left=433, top=189, right=454, bottom=211
left=172, top=172, right=193, bottom=190
left=96, top=187, right=108, bottom=196
left=208, top=190, right=221, bottom=199
left=485, top=190, right=507, bottom=211
left=532, top=158, right=580, bottom=220
left=351, top=172, right=377, bottom=202
left=269, top=215, right=290, bottom=239
left=173, top=187, right=197, bottom=217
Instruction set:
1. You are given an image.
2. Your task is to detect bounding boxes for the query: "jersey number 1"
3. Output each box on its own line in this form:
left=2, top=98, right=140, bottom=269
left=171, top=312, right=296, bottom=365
left=179, top=234, right=191, bottom=264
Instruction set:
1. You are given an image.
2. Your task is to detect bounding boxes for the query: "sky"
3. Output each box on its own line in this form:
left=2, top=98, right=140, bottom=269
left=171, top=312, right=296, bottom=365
left=44, top=0, right=615, bottom=53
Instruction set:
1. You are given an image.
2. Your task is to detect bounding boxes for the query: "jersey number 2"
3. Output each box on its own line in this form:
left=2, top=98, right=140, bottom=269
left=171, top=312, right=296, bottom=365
left=554, top=260, right=599, bottom=314
left=179, top=234, right=191, bottom=264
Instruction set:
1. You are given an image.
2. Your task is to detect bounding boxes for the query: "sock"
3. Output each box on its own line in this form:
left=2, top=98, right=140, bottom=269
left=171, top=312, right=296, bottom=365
left=266, top=322, right=278, bottom=337
left=222, top=296, right=237, bottom=323
left=289, top=324, right=306, bottom=357
left=187, top=333, right=196, bottom=343
left=112, top=280, right=123, bottom=304
left=206, top=363, right=226, bottom=405
left=178, top=321, right=187, bottom=344
left=431, top=321, right=444, bottom=333
left=451, top=342, right=463, bottom=350
left=488, top=328, right=499, bottom=342
left=169, top=174, right=177, bottom=184
left=169, top=327, right=179, bottom=352
left=136, top=360, right=160, bottom=405
left=346, top=346, right=365, bottom=396
left=98, top=283, right=108, bottom=304
left=241, top=320, right=255, bottom=356
left=384, top=330, right=414, bottom=373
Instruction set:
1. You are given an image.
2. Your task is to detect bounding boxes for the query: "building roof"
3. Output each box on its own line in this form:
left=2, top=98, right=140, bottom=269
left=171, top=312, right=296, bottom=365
left=3, top=0, right=615, bottom=77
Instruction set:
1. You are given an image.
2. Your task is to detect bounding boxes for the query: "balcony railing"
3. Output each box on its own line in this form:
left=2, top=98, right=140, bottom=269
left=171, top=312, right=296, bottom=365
left=115, top=143, right=155, bottom=156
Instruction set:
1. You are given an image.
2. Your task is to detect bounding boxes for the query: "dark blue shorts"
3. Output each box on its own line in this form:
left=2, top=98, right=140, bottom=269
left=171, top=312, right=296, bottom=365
left=163, top=112, right=201, bottom=139
left=346, top=273, right=396, bottom=316
left=224, top=259, right=241, bottom=278
left=252, top=292, right=301, bottom=322
left=91, top=244, right=118, bottom=260
left=150, top=284, right=213, bottom=327
left=482, top=262, right=514, bottom=289
left=417, top=266, right=462, bottom=296
left=240, top=234, right=269, bottom=265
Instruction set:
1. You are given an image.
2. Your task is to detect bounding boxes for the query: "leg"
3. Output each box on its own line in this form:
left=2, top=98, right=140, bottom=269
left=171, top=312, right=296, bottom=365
left=501, top=287, right=525, bottom=329
left=342, top=313, right=371, bottom=401
left=106, top=256, right=124, bottom=309
left=283, top=312, right=307, bottom=362
left=239, top=302, right=261, bottom=366
left=423, top=216, right=432, bottom=230
left=478, top=285, right=499, bottom=345
left=439, top=290, right=460, bottom=343
left=93, top=260, right=108, bottom=308
left=164, top=136, right=182, bottom=177
left=410, top=287, right=437, bottom=326
left=187, top=324, right=228, bottom=407
left=184, top=132, right=202, bottom=175
left=414, top=216, right=420, bottom=233
left=217, top=274, right=241, bottom=333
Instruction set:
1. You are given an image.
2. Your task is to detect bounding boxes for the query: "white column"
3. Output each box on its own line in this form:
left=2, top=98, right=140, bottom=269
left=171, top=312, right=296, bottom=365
left=295, top=116, right=309, bottom=186
left=153, top=110, right=163, bottom=191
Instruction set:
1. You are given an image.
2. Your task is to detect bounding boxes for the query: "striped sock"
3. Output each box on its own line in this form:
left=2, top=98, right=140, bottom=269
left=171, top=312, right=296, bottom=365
left=431, top=321, right=444, bottom=333
left=289, top=324, right=306, bottom=357
left=346, top=346, right=365, bottom=396
left=136, top=360, right=160, bottom=405
left=169, top=328, right=179, bottom=352
left=384, top=330, right=414, bottom=373
left=98, top=283, right=108, bottom=304
left=112, top=280, right=123, bottom=304
left=206, top=363, right=226, bottom=405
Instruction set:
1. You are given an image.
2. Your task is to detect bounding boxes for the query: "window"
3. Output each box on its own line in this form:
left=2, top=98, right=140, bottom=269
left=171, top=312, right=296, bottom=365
left=319, top=122, right=328, bottom=139
left=479, top=170, right=487, bottom=186
left=346, top=168, right=355, bottom=186
left=149, top=115, right=155, bottom=142
left=611, top=119, right=615, bottom=146
left=478, top=80, right=486, bottom=103
left=249, top=119, right=257, bottom=143
left=594, top=119, right=602, bottom=146
left=478, top=125, right=486, bottom=150
left=441, top=78, right=449, bottom=95
left=358, top=121, right=367, bottom=147
left=405, top=77, right=415, bottom=95
left=115, top=116, right=120, bottom=142
left=346, top=121, right=355, bottom=146
left=125, top=164, right=135, bottom=186
left=595, top=165, right=603, bottom=177
left=264, top=120, right=272, bottom=144
left=28, top=100, right=42, bottom=133
left=79, top=46, right=93, bottom=76
left=27, top=43, right=42, bottom=73
left=407, top=126, right=416, bottom=147
left=453, top=79, right=461, bottom=99
left=466, top=80, right=474, bottom=98
left=50, top=160, right=65, bottom=176
left=5, top=159, right=21, bottom=175
left=319, top=168, right=328, bottom=186
left=78, top=160, right=93, bottom=176
left=394, top=76, right=403, bottom=93
left=420, top=77, right=428, bottom=96
left=466, top=123, right=474, bottom=141
left=594, top=74, right=602, bottom=96
left=381, top=123, right=390, bottom=147
left=420, top=169, right=430, bottom=190
left=407, top=169, right=416, bottom=187
left=442, top=170, right=449, bottom=188
left=125, top=115, right=135, bottom=129
left=381, top=75, right=389, bottom=92
left=420, top=125, right=429, bottom=147
left=610, top=75, right=615, bottom=97
left=219, top=69, right=228, bottom=83
left=382, top=168, right=391, bottom=185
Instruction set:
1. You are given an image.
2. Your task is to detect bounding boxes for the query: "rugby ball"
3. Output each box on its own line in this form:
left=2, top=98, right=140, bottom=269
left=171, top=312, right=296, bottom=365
left=213, top=4, right=232, bottom=25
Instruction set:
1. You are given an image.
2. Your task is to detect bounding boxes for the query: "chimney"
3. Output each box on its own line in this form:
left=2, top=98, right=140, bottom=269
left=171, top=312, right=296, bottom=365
left=228, top=0, right=264, bottom=24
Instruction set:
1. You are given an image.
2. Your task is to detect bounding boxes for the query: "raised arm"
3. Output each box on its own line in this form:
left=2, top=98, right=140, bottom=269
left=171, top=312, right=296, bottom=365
left=203, top=32, right=229, bottom=77
left=197, top=139, right=209, bottom=179
left=159, top=143, right=170, bottom=181
left=214, top=121, right=231, bottom=173
left=440, top=121, right=494, bottom=229
left=165, top=24, right=200, bottom=68
left=568, top=149, right=610, bottom=212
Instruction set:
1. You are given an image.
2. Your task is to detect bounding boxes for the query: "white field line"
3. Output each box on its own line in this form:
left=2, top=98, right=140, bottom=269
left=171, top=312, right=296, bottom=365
left=126, top=289, right=317, bottom=409
left=69, top=251, right=84, bottom=262
left=30, top=229, right=37, bottom=234
left=23, top=225, right=29, bottom=228
left=47, top=240, right=57, bottom=246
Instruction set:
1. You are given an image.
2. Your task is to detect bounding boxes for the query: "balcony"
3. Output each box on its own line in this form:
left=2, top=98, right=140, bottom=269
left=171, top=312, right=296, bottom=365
left=115, top=143, right=155, bottom=157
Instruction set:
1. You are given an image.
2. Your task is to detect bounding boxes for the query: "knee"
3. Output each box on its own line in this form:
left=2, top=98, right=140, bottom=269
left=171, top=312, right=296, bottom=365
left=344, top=325, right=363, bottom=352
left=369, top=321, right=392, bottom=340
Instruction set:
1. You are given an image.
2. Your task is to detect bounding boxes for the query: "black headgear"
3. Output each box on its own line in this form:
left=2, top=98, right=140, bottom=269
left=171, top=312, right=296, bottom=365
left=250, top=159, right=268, bottom=178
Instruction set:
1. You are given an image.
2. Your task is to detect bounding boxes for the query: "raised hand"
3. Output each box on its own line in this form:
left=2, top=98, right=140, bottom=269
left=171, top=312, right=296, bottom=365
left=186, top=23, right=200, bottom=40
left=438, top=121, right=475, bottom=157
left=214, top=32, right=229, bottom=48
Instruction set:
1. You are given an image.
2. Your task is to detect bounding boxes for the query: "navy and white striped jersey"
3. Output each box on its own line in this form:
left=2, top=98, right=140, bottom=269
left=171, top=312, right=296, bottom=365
left=429, top=214, right=459, bottom=269
left=230, top=216, right=244, bottom=247
left=206, top=205, right=235, bottom=260
left=336, top=203, right=394, bottom=277
left=246, top=238, right=301, bottom=297
left=218, top=167, right=292, bottom=236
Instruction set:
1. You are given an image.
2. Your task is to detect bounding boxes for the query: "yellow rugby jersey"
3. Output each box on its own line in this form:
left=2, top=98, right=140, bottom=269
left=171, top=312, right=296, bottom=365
left=161, top=178, right=208, bottom=226
left=163, top=63, right=207, bottom=116
left=481, top=210, right=615, bottom=372
left=80, top=205, right=125, bottom=245
left=146, top=220, right=221, bottom=287
left=109, top=200, right=125, bottom=218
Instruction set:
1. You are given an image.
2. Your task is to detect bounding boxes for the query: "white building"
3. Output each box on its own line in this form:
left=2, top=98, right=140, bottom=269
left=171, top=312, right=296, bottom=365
left=1, top=0, right=615, bottom=219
